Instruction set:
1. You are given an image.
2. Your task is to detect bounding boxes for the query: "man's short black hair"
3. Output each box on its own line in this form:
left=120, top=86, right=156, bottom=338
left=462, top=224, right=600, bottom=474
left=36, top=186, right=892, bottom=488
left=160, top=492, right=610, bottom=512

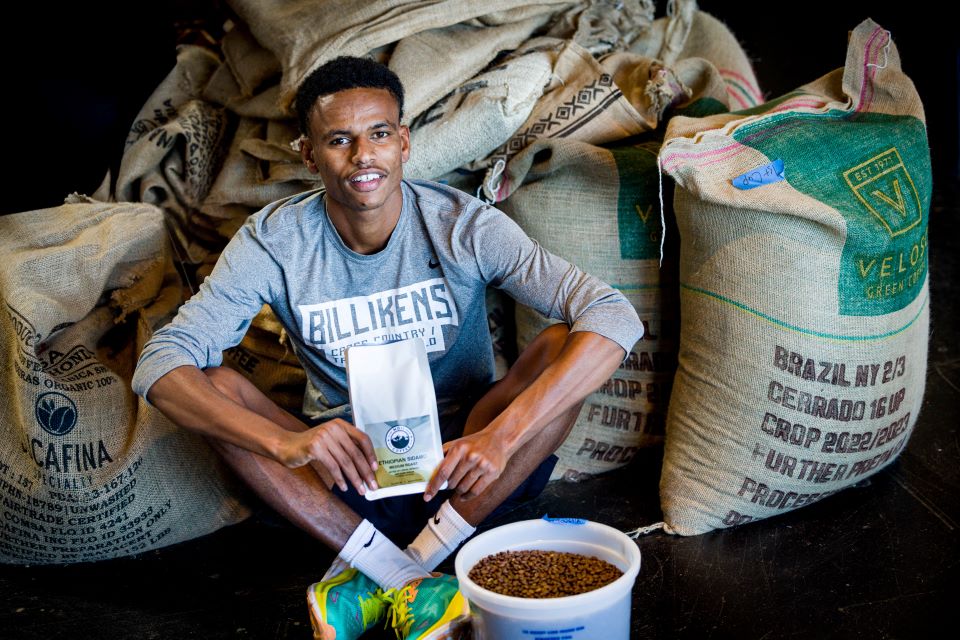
left=295, top=56, right=405, bottom=135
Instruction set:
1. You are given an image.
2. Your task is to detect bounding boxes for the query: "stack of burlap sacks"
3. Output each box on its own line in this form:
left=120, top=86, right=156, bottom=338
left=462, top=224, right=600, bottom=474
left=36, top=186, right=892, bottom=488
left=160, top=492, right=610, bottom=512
left=0, top=0, right=931, bottom=565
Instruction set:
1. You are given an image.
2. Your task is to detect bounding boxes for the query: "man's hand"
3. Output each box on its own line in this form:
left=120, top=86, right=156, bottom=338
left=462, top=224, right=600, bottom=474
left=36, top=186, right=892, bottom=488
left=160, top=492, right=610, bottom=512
left=425, top=430, right=507, bottom=502
left=277, top=419, right=379, bottom=495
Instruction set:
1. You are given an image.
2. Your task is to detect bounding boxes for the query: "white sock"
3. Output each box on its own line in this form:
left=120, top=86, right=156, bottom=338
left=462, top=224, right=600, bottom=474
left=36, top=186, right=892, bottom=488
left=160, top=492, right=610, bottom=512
left=338, top=519, right=430, bottom=590
left=405, top=500, right=476, bottom=571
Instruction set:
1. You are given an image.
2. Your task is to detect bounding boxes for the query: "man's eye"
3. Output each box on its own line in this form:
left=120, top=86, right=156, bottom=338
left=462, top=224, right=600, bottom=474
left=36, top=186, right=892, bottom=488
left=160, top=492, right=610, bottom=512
left=372, top=131, right=390, bottom=139
left=330, top=137, right=349, bottom=146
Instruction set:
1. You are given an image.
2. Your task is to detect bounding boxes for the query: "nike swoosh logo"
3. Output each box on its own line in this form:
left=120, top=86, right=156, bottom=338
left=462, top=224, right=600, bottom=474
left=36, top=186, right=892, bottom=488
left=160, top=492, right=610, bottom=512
left=363, top=532, right=376, bottom=548
left=433, top=514, right=441, bottom=525
left=428, top=258, right=440, bottom=269
left=331, top=591, right=340, bottom=603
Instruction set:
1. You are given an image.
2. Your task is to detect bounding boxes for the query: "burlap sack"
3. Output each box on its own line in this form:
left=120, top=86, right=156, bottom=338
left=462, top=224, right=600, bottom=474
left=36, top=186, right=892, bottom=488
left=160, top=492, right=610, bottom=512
left=0, top=201, right=249, bottom=564
left=404, top=39, right=557, bottom=181
left=478, top=40, right=662, bottom=200
left=202, top=24, right=286, bottom=121
left=200, top=117, right=312, bottom=237
left=546, top=0, right=655, bottom=55
left=630, top=0, right=762, bottom=110
left=390, top=13, right=554, bottom=123
left=116, top=45, right=229, bottom=263
left=658, top=20, right=930, bottom=535
left=222, top=306, right=307, bottom=414
left=226, top=0, right=575, bottom=113
left=500, top=138, right=675, bottom=480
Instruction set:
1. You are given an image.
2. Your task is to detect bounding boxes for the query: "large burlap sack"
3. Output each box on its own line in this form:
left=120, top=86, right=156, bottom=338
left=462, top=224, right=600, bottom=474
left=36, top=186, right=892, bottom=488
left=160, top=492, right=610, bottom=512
left=0, top=200, right=249, bottom=564
left=500, top=138, right=676, bottom=480
left=404, top=39, right=557, bottom=181
left=658, top=20, right=930, bottom=535
left=116, top=45, right=229, bottom=263
left=226, top=0, right=576, bottom=113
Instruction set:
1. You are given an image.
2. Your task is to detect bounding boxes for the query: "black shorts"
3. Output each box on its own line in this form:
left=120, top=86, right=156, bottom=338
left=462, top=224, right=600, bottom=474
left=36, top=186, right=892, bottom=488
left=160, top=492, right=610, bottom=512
left=312, top=398, right=557, bottom=547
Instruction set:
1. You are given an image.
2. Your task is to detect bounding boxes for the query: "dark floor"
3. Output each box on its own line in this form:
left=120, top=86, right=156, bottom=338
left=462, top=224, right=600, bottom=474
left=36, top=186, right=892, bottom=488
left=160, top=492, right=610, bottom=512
left=1, top=187, right=957, bottom=639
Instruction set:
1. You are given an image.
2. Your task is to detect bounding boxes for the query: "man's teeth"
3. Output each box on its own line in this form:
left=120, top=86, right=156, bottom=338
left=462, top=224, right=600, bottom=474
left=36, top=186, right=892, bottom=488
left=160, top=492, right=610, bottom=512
left=353, top=174, right=380, bottom=183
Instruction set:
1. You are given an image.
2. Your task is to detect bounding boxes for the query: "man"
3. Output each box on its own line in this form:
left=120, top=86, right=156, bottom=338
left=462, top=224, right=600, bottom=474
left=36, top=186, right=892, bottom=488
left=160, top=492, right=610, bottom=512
left=132, top=56, right=642, bottom=639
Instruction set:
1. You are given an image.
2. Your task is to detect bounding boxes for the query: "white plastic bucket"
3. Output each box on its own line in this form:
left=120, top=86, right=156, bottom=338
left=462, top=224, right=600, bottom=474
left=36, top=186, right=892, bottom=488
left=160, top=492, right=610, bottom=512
left=454, top=518, right=641, bottom=640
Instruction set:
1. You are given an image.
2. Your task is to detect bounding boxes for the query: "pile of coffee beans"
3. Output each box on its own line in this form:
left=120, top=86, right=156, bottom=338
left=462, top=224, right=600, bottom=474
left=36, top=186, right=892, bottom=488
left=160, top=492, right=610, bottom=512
left=467, top=549, right=623, bottom=598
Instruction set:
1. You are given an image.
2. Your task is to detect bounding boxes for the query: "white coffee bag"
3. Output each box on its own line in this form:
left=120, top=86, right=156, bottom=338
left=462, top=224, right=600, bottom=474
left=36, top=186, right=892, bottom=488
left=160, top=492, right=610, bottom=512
left=346, top=339, right=445, bottom=500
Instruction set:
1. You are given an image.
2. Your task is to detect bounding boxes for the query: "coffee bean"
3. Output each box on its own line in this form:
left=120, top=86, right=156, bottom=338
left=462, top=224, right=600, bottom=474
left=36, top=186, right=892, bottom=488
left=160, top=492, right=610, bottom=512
left=467, top=550, right=623, bottom=598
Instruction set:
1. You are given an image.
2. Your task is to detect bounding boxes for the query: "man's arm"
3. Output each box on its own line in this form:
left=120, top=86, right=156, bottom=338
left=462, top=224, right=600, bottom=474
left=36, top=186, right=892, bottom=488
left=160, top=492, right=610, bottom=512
left=147, top=365, right=379, bottom=493
left=424, top=330, right=624, bottom=500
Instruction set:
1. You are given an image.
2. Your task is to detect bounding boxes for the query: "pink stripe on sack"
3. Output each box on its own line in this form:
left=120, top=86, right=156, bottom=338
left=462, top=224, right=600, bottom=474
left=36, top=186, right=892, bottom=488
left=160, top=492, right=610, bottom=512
left=719, top=69, right=764, bottom=103
left=725, top=84, right=752, bottom=109
left=661, top=142, right=741, bottom=172
left=857, top=27, right=887, bottom=112
left=496, top=175, right=510, bottom=203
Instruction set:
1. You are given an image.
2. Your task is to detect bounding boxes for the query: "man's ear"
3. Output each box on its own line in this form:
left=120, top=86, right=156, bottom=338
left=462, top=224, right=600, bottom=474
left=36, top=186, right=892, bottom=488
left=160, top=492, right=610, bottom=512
left=399, top=124, right=411, bottom=164
left=300, top=136, right=320, bottom=174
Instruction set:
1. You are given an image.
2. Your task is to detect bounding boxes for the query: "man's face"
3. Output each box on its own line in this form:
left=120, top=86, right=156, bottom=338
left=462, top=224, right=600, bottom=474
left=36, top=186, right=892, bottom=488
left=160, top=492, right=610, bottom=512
left=301, top=87, right=410, bottom=220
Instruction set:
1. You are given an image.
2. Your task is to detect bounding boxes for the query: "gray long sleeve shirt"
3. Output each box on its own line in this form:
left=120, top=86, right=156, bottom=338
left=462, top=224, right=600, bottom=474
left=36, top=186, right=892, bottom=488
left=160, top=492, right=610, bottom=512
left=132, top=180, right=643, bottom=420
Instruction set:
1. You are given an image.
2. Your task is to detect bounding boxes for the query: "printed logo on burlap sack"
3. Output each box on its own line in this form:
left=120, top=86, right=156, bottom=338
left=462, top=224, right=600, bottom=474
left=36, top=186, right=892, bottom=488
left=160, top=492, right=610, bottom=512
left=35, top=392, right=78, bottom=436
left=843, top=148, right=922, bottom=238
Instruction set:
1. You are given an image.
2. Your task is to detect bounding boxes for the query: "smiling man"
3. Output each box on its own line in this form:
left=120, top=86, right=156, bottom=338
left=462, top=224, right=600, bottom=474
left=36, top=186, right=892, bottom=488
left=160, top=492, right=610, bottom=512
left=132, top=56, right=642, bottom=639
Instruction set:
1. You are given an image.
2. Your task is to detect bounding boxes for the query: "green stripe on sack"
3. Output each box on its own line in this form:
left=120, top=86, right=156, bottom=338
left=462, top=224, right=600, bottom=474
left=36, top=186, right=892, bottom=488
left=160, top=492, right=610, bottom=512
left=680, top=283, right=927, bottom=342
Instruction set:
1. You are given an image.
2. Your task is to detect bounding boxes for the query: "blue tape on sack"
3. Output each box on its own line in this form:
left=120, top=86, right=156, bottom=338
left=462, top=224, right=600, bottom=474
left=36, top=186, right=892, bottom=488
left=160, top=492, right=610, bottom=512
left=733, top=158, right=785, bottom=190
left=542, top=515, right=587, bottom=525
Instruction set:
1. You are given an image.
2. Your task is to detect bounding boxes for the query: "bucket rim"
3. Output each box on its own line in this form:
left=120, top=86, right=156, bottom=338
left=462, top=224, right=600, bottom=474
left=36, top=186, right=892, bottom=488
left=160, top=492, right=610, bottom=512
left=454, top=518, right=642, bottom=611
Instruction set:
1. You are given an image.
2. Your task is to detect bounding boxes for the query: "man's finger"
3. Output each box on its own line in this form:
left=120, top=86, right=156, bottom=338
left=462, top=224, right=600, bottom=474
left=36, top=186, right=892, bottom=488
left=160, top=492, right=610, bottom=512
left=350, top=427, right=379, bottom=472
left=425, top=448, right=461, bottom=501
left=314, top=449, right=348, bottom=492
left=310, top=460, right=336, bottom=491
left=337, top=429, right=379, bottom=491
left=456, top=467, right=485, bottom=500
left=445, top=449, right=473, bottom=488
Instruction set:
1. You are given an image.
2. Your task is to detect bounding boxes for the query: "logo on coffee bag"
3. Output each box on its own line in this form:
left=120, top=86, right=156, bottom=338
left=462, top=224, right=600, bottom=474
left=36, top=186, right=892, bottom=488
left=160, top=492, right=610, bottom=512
left=35, top=392, right=78, bottom=436
left=385, top=425, right=415, bottom=454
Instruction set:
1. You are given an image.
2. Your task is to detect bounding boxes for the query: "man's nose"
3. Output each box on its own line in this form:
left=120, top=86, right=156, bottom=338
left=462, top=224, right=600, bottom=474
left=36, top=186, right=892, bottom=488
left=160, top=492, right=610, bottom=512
left=351, top=137, right=374, bottom=165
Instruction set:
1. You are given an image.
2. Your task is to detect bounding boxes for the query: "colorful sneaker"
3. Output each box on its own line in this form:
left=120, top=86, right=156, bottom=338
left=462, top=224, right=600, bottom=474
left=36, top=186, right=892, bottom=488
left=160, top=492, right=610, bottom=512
left=382, top=572, right=470, bottom=640
left=306, top=568, right=389, bottom=640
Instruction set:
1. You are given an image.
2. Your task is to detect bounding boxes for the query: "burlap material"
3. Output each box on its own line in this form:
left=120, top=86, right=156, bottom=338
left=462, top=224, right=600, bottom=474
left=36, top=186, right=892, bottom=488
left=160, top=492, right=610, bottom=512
left=404, top=39, right=557, bottom=181
left=391, top=13, right=554, bottom=123
left=116, top=45, right=229, bottom=264
left=223, top=306, right=307, bottom=413
left=200, top=117, right=312, bottom=237
left=0, top=201, right=249, bottom=564
left=238, top=119, right=315, bottom=185
left=658, top=20, right=930, bottom=535
left=202, top=24, right=286, bottom=121
left=546, top=0, right=655, bottom=55
left=500, top=138, right=676, bottom=480
left=629, top=0, right=762, bottom=109
left=478, top=40, right=660, bottom=200
left=225, top=0, right=576, bottom=114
